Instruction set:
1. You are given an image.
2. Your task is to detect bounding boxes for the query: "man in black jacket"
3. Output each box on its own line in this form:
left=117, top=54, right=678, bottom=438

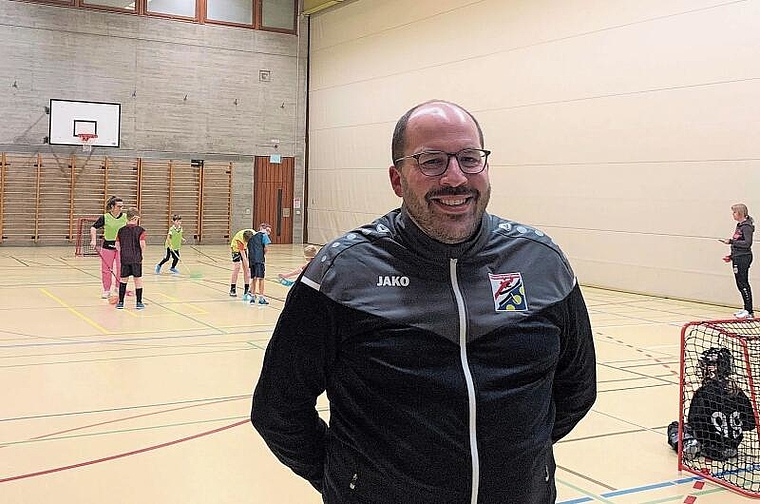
left=251, top=100, right=597, bottom=504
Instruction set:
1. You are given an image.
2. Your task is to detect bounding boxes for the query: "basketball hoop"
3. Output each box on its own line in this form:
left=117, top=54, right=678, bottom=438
left=77, top=133, right=98, bottom=152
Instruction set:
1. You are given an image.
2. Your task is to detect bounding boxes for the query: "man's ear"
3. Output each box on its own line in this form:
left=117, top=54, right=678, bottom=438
left=389, top=165, right=403, bottom=197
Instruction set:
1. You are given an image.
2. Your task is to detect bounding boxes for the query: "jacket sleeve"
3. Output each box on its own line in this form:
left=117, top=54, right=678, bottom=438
left=251, top=283, right=336, bottom=492
left=731, top=223, right=753, bottom=250
left=551, top=283, right=597, bottom=442
left=739, top=390, right=757, bottom=431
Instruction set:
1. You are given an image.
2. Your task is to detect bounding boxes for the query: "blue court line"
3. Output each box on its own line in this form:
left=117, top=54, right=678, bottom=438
left=557, top=475, right=703, bottom=504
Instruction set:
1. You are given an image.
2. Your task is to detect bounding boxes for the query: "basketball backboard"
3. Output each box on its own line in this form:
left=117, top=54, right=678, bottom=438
left=48, top=99, right=121, bottom=147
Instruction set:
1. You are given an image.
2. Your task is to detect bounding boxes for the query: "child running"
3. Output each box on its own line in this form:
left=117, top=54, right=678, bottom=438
left=278, top=245, right=318, bottom=286
left=155, top=214, right=185, bottom=274
left=115, top=207, right=147, bottom=310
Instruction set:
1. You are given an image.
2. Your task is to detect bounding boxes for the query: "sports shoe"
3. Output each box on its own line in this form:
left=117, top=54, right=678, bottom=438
left=682, top=438, right=701, bottom=460
left=169, top=267, right=180, bottom=274
left=667, top=421, right=679, bottom=451
left=136, top=302, right=145, bottom=310
left=155, top=264, right=161, bottom=274
left=229, top=289, right=237, bottom=297
left=249, top=296, right=258, bottom=305
left=258, top=297, right=269, bottom=305
left=280, top=278, right=294, bottom=287
left=102, top=290, right=111, bottom=299
left=735, top=309, right=752, bottom=319
left=116, top=301, right=124, bottom=309
left=242, top=292, right=253, bottom=302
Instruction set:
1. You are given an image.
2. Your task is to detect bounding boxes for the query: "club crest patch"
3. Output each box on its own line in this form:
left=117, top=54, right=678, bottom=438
left=489, top=272, right=528, bottom=312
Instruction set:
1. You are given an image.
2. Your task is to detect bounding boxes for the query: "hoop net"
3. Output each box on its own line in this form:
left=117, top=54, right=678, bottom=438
left=77, top=133, right=98, bottom=152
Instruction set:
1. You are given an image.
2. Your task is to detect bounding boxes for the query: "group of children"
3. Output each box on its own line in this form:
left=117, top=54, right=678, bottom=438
left=227, top=223, right=316, bottom=305
left=92, top=199, right=315, bottom=310
left=229, top=223, right=273, bottom=304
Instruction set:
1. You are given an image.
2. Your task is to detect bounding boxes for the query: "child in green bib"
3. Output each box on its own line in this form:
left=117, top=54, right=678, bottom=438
left=156, top=215, right=185, bottom=274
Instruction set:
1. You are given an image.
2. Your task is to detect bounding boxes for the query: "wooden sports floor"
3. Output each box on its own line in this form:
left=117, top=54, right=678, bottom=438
left=1, top=244, right=757, bottom=503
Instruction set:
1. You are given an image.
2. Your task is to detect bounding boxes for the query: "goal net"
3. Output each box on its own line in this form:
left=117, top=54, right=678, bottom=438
left=74, top=215, right=101, bottom=257
left=678, top=319, right=760, bottom=497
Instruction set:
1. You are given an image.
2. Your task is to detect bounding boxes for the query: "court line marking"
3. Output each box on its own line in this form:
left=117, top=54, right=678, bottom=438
left=558, top=475, right=727, bottom=504
left=39, top=288, right=111, bottom=335
left=0, top=345, right=257, bottom=369
left=0, top=337, right=260, bottom=360
left=3, top=398, right=247, bottom=446
left=3, top=415, right=246, bottom=446
left=153, top=293, right=208, bottom=314
left=0, top=394, right=249, bottom=423
left=556, top=477, right=618, bottom=504
left=0, top=327, right=274, bottom=349
left=0, top=419, right=248, bottom=483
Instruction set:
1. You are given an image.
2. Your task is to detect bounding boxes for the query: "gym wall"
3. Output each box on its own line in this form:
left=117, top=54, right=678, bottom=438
left=307, top=0, right=760, bottom=308
left=0, top=0, right=308, bottom=238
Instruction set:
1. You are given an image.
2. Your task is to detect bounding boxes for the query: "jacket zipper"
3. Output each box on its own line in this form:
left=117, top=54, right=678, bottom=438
left=450, top=258, right=479, bottom=504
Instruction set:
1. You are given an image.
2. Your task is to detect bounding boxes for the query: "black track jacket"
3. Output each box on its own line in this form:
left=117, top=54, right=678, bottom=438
left=251, top=209, right=597, bottom=504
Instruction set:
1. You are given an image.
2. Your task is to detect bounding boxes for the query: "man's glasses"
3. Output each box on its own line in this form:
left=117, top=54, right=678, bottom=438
left=394, top=148, right=491, bottom=177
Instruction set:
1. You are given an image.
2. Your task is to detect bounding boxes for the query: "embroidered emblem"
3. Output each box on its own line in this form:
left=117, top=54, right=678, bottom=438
left=489, top=272, right=528, bottom=311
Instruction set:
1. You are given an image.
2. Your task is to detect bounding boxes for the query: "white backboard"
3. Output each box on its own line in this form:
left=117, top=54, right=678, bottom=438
left=48, top=99, right=121, bottom=147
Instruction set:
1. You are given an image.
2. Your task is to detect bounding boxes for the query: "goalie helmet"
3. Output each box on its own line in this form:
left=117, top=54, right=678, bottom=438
left=699, top=347, right=732, bottom=380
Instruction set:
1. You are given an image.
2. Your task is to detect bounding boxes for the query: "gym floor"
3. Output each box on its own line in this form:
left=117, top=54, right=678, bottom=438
left=0, top=244, right=757, bottom=503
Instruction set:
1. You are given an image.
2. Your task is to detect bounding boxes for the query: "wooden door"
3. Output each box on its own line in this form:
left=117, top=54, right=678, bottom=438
left=253, top=156, right=294, bottom=244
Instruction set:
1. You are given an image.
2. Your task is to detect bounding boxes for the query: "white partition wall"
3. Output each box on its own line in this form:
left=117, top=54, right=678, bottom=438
left=307, top=0, right=760, bottom=307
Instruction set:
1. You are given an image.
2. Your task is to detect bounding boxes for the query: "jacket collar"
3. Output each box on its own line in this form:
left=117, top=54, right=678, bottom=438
left=393, top=207, right=491, bottom=261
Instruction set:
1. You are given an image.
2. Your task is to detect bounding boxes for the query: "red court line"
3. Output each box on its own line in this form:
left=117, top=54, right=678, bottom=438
left=28, top=396, right=244, bottom=441
left=0, top=419, right=248, bottom=483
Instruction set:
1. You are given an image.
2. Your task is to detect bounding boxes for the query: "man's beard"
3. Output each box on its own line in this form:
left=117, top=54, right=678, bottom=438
left=401, top=181, right=491, bottom=244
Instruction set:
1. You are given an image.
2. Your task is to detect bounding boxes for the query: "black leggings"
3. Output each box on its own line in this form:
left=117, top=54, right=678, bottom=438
left=733, top=254, right=753, bottom=313
left=158, top=248, right=180, bottom=268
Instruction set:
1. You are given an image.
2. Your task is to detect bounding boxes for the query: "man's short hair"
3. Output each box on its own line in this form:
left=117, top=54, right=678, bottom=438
left=391, top=100, right=485, bottom=165
left=126, top=207, right=140, bottom=220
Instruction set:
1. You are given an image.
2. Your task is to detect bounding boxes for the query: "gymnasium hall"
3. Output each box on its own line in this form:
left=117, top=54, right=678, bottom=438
left=1, top=1, right=758, bottom=503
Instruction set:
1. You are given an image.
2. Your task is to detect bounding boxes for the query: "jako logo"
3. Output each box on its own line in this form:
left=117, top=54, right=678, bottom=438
left=376, top=276, right=410, bottom=287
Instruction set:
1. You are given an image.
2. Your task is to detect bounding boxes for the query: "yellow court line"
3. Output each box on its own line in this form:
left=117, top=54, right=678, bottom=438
left=108, top=302, right=141, bottom=318
left=40, top=289, right=112, bottom=335
left=153, top=293, right=208, bottom=314
left=155, top=293, right=180, bottom=302
left=219, top=323, right=277, bottom=330
left=182, top=304, right=209, bottom=315
left=95, top=327, right=223, bottom=337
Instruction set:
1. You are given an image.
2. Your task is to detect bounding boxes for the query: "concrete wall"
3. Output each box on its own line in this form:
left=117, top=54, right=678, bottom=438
left=0, top=0, right=307, bottom=239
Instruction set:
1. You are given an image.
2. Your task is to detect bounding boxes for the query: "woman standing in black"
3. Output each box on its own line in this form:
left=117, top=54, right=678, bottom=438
left=720, top=203, right=755, bottom=318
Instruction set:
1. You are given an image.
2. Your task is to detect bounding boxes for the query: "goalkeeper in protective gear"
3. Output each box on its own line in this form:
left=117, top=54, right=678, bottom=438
left=668, top=347, right=757, bottom=461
